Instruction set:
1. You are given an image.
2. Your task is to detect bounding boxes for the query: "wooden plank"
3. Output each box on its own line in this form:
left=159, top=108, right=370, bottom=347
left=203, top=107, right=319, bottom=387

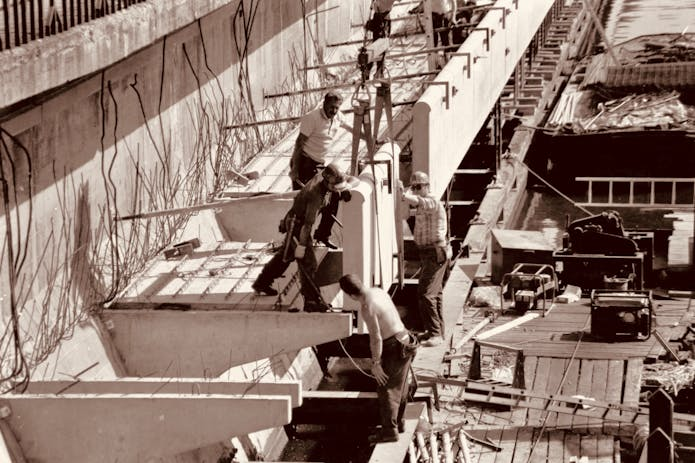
left=527, top=358, right=551, bottom=426
left=511, top=356, right=538, bottom=425
left=547, top=430, right=565, bottom=463
left=597, top=435, right=615, bottom=463
left=557, top=358, right=580, bottom=428
left=542, top=358, right=568, bottom=428
left=603, top=360, right=624, bottom=435
left=580, top=434, right=599, bottom=460
left=588, top=360, right=610, bottom=432
left=573, top=360, right=594, bottom=430
left=526, top=429, right=547, bottom=463
left=477, top=429, right=503, bottom=463
left=620, top=358, right=643, bottom=435
left=564, top=431, right=581, bottom=462
left=494, top=427, right=518, bottom=463
left=512, top=428, right=533, bottom=462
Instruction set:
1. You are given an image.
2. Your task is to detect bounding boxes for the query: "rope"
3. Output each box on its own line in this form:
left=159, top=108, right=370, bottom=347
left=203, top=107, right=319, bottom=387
left=525, top=331, right=585, bottom=463
left=504, top=153, right=593, bottom=217
left=338, top=338, right=376, bottom=379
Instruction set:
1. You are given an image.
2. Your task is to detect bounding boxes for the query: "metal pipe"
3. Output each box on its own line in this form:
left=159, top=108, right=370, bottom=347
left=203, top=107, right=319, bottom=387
left=223, top=99, right=416, bottom=130
left=114, top=191, right=300, bottom=221
left=264, top=71, right=437, bottom=99
left=302, top=44, right=461, bottom=71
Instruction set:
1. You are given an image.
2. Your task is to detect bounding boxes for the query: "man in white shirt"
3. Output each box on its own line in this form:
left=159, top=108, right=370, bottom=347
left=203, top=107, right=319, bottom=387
left=290, top=92, right=354, bottom=249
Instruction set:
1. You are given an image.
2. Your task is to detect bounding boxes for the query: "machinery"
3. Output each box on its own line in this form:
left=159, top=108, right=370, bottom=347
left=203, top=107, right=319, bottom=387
left=500, top=263, right=558, bottom=315
left=554, top=210, right=647, bottom=291
left=590, top=290, right=652, bottom=341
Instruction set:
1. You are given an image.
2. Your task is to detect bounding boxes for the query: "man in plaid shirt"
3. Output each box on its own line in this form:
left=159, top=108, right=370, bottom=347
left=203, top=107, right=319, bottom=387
left=402, top=171, right=450, bottom=346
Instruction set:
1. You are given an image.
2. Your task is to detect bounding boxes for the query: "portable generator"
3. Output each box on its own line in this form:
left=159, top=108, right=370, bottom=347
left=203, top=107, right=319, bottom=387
left=590, top=290, right=652, bottom=341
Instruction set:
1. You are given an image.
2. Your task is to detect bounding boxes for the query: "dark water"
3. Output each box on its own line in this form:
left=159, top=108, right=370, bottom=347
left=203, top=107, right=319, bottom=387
left=604, top=0, right=695, bottom=44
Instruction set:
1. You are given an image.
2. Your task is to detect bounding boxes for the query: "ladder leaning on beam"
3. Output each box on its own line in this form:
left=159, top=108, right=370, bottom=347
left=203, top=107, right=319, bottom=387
left=576, top=177, right=695, bottom=209
left=415, top=374, right=695, bottom=427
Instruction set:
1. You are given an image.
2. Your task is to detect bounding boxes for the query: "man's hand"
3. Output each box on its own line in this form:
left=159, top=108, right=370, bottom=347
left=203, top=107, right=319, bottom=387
left=371, top=361, right=388, bottom=386
left=294, top=245, right=306, bottom=259
left=340, top=190, right=352, bottom=202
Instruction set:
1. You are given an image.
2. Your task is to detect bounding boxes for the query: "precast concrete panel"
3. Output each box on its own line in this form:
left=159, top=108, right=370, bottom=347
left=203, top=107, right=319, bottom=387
left=342, top=143, right=401, bottom=331
left=412, top=0, right=555, bottom=199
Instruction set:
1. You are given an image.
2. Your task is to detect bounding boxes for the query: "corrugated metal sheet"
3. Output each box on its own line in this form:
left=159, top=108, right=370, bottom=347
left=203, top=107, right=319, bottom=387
left=604, top=61, right=695, bottom=87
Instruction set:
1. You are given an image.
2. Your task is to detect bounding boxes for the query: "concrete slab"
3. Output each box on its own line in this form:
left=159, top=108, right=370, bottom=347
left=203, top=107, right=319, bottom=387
left=1, top=393, right=291, bottom=462
left=24, top=377, right=302, bottom=407
left=102, top=310, right=353, bottom=377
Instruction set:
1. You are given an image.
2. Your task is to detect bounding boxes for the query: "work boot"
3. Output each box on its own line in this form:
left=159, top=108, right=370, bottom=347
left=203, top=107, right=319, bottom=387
left=252, top=282, right=278, bottom=296
left=304, top=301, right=330, bottom=313
left=314, top=236, right=338, bottom=250
left=368, top=429, right=399, bottom=444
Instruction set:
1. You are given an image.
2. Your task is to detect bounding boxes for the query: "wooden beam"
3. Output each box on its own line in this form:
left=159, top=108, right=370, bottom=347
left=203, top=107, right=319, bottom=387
left=0, top=393, right=291, bottom=463
left=369, top=402, right=428, bottom=463
left=24, top=378, right=302, bottom=407
left=102, top=310, right=353, bottom=377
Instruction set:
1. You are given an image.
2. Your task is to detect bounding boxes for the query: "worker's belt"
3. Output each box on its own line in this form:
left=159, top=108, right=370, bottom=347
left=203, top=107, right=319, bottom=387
left=417, top=243, right=451, bottom=264
left=383, top=330, right=419, bottom=358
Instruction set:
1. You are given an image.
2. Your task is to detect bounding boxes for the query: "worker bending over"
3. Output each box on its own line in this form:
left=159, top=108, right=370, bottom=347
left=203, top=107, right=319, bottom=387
left=253, top=162, right=358, bottom=312
left=339, top=274, right=418, bottom=443
left=402, top=171, right=451, bottom=347
left=290, top=91, right=354, bottom=249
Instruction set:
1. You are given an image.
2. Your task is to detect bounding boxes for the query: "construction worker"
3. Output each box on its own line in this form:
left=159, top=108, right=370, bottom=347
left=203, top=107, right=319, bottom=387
left=367, top=0, right=395, bottom=39
left=409, top=0, right=458, bottom=48
left=290, top=91, right=355, bottom=249
left=339, top=274, right=418, bottom=443
left=253, top=162, right=359, bottom=312
left=402, top=171, right=450, bottom=347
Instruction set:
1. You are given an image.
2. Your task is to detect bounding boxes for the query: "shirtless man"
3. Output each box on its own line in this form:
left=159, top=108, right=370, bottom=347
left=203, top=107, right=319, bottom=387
left=339, top=274, right=418, bottom=443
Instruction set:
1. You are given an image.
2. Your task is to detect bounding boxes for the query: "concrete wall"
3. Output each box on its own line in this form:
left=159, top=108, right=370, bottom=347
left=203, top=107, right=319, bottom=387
left=412, top=0, right=556, bottom=198
left=0, top=0, right=369, bottom=386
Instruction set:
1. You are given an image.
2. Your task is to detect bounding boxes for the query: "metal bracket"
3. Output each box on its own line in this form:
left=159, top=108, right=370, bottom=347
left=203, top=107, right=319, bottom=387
left=449, top=52, right=471, bottom=79
left=363, top=159, right=393, bottom=193
left=487, top=7, right=510, bottom=29
left=470, top=27, right=493, bottom=51
left=420, top=80, right=450, bottom=109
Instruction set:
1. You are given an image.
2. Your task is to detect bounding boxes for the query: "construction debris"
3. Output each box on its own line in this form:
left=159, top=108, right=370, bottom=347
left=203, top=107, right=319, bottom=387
left=642, top=359, right=695, bottom=395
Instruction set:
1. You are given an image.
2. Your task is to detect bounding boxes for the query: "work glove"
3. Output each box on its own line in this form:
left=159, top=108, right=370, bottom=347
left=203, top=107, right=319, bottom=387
left=294, top=245, right=306, bottom=260
left=340, top=190, right=352, bottom=202
left=278, top=219, right=287, bottom=234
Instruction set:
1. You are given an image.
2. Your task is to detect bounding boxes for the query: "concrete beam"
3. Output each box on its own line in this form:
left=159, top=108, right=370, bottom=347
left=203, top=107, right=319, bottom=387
left=0, top=393, right=291, bottom=463
left=24, top=377, right=302, bottom=407
left=102, top=310, right=352, bottom=377
left=0, top=0, right=236, bottom=109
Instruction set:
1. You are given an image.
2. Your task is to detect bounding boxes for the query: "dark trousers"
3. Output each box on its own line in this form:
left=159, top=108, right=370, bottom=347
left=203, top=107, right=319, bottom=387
left=254, top=227, right=320, bottom=306
left=432, top=12, right=450, bottom=48
left=417, top=245, right=449, bottom=338
left=378, top=334, right=413, bottom=434
left=291, top=153, right=339, bottom=240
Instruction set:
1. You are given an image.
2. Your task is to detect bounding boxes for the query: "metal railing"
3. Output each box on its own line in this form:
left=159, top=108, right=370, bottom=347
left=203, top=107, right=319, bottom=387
left=0, top=0, right=146, bottom=51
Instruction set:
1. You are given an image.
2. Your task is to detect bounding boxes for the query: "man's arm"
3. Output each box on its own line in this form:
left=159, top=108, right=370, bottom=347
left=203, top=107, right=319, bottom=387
left=402, top=190, right=438, bottom=209
left=361, top=299, right=383, bottom=364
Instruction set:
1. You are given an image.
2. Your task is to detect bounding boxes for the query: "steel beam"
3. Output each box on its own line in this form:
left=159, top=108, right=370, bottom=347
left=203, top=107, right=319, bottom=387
left=0, top=393, right=291, bottom=462
left=24, top=378, right=302, bottom=407
left=102, top=310, right=352, bottom=377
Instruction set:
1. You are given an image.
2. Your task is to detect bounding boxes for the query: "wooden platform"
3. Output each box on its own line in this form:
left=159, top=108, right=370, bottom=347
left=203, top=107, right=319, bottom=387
left=482, top=298, right=692, bottom=360
left=464, top=427, right=619, bottom=463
